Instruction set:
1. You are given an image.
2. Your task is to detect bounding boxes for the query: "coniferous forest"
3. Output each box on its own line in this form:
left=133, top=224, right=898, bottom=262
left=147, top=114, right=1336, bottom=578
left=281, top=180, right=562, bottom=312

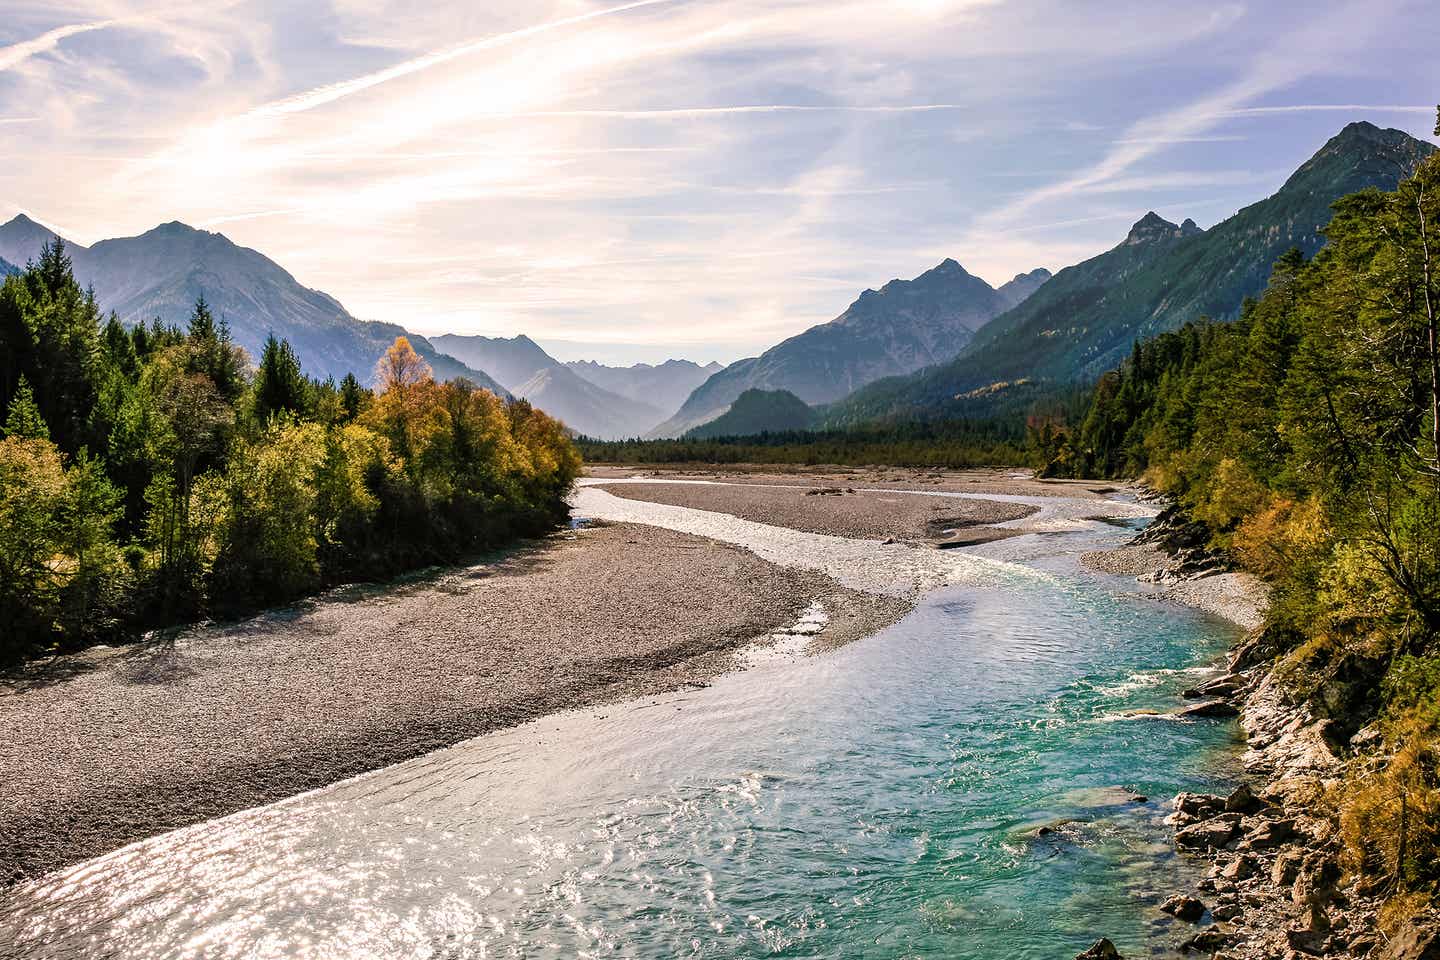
left=0, top=241, right=580, bottom=663
left=1039, top=125, right=1440, bottom=905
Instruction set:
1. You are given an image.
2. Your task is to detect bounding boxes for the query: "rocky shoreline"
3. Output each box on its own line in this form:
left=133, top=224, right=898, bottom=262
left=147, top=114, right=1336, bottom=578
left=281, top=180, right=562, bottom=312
left=1078, top=508, right=1438, bottom=960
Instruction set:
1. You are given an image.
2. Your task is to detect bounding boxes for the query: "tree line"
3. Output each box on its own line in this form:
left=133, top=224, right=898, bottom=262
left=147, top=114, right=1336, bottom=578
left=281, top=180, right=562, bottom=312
left=0, top=241, right=580, bottom=663
left=1041, top=131, right=1440, bottom=906
left=578, top=420, right=1032, bottom=469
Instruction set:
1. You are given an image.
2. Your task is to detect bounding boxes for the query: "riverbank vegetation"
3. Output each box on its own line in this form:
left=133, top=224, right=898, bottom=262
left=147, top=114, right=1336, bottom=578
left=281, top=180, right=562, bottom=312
left=1042, top=134, right=1440, bottom=917
left=578, top=419, right=1032, bottom=468
left=0, top=242, right=579, bottom=664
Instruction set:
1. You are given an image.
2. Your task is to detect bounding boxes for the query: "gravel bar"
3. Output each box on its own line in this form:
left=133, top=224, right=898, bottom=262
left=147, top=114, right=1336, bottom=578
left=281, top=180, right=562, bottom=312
left=0, top=521, right=909, bottom=884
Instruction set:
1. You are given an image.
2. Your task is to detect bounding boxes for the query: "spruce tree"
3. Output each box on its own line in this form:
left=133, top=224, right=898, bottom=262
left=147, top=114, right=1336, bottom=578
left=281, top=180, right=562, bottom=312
left=3, top=376, right=49, bottom=440
left=254, top=335, right=308, bottom=422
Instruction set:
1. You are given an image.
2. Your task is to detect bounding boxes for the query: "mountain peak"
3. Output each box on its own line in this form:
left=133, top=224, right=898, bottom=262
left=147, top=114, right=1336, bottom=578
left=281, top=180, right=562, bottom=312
left=0, top=212, right=68, bottom=264
left=144, top=220, right=204, bottom=238
left=1180, top=217, right=1202, bottom=236
left=928, top=257, right=972, bottom=278
left=1282, top=121, right=1435, bottom=196
left=1126, top=211, right=1183, bottom=245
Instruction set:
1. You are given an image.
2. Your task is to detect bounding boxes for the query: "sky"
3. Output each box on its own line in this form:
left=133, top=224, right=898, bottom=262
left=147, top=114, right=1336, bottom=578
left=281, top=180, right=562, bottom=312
left=1, top=1, right=1437, bottom=366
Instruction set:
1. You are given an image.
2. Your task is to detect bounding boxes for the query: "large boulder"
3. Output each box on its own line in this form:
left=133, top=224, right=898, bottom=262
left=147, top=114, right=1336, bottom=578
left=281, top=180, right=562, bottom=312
left=1175, top=814, right=1242, bottom=850
left=1160, top=895, right=1206, bottom=923
left=1380, top=919, right=1440, bottom=960
left=1173, top=792, right=1225, bottom=823
left=1224, top=783, right=1259, bottom=813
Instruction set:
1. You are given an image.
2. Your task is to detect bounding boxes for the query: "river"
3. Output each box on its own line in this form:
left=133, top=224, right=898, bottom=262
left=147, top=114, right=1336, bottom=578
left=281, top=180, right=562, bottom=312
left=0, top=482, right=1241, bottom=959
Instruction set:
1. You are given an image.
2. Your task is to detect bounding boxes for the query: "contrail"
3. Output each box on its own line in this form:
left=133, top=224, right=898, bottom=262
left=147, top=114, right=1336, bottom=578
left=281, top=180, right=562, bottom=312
left=478, top=105, right=965, bottom=119
left=0, top=20, right=119, bottom=72
left=246, top=0, right=685, bottom=120
left=1223, top=103, right=1432, bottom=116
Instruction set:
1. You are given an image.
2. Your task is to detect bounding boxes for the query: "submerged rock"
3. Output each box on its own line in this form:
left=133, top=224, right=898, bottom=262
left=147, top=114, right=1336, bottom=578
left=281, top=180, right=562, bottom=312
left=1179, top=700, right=1240, bottom=718
left=1075, top=938, right=1122, bottom=960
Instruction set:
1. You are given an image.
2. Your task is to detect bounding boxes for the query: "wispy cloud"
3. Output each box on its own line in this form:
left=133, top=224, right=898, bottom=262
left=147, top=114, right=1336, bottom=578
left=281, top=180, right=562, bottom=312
left=0, top=19, right=119, bottom=73
left=1223, top=103, right=1433, bottom=116
left=245, top=0, right=686, bottom=120
left=477, top=104, right=967, bottom=119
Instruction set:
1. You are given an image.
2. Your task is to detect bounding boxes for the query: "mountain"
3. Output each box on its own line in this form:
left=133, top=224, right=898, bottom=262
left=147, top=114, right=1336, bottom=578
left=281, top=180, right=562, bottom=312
left=0, top=214, right=60, bottom=268
left=0, top=256, right=16, bottom=277
left=565, top=358, right=723, bottom=417
left=827, top=121, right=1436, bottom=425
left=432, top=333, right=666, bottom=439
left=995, top=268, right=1053, bottom=309
left=683, top=389, right=815, bottom=439
left=432, top=334, right=559, bottom=391
left=651, top=258, right=1047, bottom=437
left=0, top=216, right=506, bottom=394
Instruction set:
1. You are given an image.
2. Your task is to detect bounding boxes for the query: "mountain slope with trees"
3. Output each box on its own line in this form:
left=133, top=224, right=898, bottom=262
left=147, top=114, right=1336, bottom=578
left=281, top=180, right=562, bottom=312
left=653, top=259, right=1050, bottom=437
left=828, top=122, right=1435, bottom=426
left=682, top=389, right=815, bottom=439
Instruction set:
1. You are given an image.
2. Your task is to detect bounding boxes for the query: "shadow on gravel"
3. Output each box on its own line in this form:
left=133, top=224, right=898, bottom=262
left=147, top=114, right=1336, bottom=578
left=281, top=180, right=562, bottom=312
left=1, top=530, right=584, bottom=694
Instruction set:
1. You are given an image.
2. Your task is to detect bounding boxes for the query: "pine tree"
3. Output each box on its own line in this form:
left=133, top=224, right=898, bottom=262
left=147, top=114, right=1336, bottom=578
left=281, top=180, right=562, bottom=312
left=254, top=334, right=308, bottom=422
left=339, top=372, right=365, bottom=424
left=187, top=294, right=216, bottom=343
left=3, top=376, right=49, bottom=439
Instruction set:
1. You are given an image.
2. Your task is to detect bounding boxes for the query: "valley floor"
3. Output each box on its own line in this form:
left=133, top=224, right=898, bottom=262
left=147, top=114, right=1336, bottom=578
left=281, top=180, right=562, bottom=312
left=0, top=465, right=1266, bottom=898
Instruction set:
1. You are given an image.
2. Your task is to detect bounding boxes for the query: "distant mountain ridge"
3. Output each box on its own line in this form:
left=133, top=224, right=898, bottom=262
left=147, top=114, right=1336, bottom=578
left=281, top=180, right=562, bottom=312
left=651, top=258, right=1050, bottom=437
left=0, top=216, right=507, bottom=395
left=827, top=121, right=1437, bottom=425
left=432, top=333, right=667, bottom=440
left=565, top=358, right=722, bottom=417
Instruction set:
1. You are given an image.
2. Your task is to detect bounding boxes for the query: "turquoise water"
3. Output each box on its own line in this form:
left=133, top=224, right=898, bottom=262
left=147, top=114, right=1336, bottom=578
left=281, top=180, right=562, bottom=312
left=0, top=518, right=1241, bottom=960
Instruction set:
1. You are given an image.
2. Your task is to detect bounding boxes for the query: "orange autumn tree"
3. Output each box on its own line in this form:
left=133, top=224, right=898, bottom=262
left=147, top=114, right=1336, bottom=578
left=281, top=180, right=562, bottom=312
left=370, top=336, right=438, bottom=468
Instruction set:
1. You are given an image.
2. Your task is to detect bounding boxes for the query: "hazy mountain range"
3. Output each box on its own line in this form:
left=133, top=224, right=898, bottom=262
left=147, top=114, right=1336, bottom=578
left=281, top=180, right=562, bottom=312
left=650, top=260, right=1050, bottom=437
left=0, top=216, right=508, bottom=396
left=433, top=334, right=683, bottom=440
left=564, top=359, right=721, bottom=417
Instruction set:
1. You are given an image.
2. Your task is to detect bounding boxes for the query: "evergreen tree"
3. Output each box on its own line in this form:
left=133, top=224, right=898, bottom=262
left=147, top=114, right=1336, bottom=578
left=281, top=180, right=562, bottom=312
left=339, top=372, right=365, bottom=424
left=254, top=335, right=308, bottom=422
left=3, top=376, right=49, bottom=440
left=187, top=294, right=216, bottom=343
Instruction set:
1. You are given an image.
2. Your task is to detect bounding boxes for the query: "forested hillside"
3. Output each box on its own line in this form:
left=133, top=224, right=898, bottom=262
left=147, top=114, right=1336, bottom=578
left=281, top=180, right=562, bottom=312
left=1042, top=133, right=1440, bottom=913
left=0, top=242, right=579, bottom=663
left=829, top=122, right=1434, bottom=426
